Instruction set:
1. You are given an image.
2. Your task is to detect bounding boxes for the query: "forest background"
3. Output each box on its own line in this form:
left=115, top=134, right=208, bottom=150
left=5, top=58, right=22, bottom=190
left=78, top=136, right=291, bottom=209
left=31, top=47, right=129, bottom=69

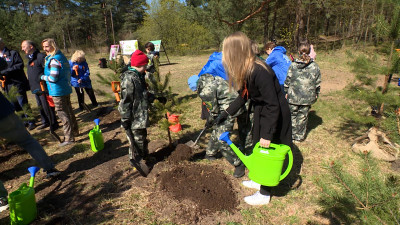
left=0, top=0, right=399, bottom=55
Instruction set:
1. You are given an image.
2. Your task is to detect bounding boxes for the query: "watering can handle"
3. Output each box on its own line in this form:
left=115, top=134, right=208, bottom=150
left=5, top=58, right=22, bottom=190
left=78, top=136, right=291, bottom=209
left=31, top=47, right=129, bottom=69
left=279, top=149, right=293, bottom=181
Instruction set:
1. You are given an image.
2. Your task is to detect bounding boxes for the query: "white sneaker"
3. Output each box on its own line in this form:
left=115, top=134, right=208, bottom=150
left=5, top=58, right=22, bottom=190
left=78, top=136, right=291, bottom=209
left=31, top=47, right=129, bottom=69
left=244, top=191, right=270, bottom=205
left=242, top=180, right=261, bottom=190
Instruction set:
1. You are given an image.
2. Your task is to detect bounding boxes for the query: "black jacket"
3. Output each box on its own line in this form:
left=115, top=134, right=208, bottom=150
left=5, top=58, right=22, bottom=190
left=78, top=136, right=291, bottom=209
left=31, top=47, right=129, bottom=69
left=226, top=62, right=292, bottom=147
left=0, top=47, right=29, bottom=92
left=26, top=50, right=46, bottom=93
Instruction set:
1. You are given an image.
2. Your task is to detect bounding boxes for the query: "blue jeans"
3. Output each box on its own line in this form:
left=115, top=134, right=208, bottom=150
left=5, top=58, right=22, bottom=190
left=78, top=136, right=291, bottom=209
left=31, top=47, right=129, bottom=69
left=0, top=113, right=54, bottom=171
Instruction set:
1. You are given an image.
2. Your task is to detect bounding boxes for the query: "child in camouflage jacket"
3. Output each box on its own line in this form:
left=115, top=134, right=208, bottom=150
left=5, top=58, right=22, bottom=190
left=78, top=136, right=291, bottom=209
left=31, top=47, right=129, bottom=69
left=284, top=42, right=321, bottom=142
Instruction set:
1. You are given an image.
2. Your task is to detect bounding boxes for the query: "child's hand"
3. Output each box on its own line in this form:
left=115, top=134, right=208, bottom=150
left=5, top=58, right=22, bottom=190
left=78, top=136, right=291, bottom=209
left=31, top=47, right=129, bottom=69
left=259, top=138, right=271, bottom=148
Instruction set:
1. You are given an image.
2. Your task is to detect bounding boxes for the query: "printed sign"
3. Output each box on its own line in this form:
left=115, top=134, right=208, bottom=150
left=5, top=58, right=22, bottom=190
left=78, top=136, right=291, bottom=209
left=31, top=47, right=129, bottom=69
left=109, top=45, right=119, bottom=60
left=150, top=40, right=161, bottom=52
left=119, top=40, right=139, bottom=55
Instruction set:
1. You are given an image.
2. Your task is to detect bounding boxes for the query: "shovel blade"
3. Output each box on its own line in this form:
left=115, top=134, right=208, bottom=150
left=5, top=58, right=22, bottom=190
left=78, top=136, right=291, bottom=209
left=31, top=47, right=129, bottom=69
left=185, top=140, right=195, bottom=147
left=130, top=159, right=149, bottom=177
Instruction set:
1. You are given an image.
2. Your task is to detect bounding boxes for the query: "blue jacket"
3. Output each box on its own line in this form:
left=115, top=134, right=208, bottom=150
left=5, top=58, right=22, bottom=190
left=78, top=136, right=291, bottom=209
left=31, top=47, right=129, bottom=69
left=198, top=52, right=227, bottom=80
left=69, top=60, right=92, bottom=88
left=43, top=50, right=72, bottom=97
left=265, top=46, right=292, bottom=85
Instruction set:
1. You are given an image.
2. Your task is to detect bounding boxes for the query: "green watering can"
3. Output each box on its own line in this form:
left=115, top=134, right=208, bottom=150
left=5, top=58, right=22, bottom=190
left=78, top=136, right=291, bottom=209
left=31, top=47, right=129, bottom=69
left=219, top=132, right=293, bottom=187
left=89, top=118, right=104, bottom=152
left=8, top=166, right=40, bottom=225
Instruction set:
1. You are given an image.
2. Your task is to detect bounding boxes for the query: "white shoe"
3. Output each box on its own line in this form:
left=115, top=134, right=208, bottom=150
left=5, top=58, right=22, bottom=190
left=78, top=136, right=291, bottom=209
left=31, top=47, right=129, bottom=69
left=242, top=180, right=261, bottom=190
left=244, top=191, right=270, bottom=205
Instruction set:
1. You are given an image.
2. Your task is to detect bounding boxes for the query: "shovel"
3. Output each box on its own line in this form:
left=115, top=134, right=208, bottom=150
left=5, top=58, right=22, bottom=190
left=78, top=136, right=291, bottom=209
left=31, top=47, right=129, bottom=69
left=185, top=126, right=207, bottom=148
left=39, top=81, right=62, bottom=143
left=73, top=65, right=91, bottom=112
left=79, top=84, right=91, bottom=112
left=124, top=127, right=149, bottom=177
left=111, top=81, right=121, bottom=102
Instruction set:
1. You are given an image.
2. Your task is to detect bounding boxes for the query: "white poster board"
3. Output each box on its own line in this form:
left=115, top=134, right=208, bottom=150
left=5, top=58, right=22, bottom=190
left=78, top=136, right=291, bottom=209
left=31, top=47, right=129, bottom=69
left=150, top=40, right=161, bottom=52
left=119, top=40, right=139, bottom=55
left=109, top=45, right=119, bottom=60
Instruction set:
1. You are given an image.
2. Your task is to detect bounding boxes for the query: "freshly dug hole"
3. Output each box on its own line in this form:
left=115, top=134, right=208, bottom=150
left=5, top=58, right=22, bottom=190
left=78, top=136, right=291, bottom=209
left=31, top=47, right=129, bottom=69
left=158, top=163, right=238, bottom=214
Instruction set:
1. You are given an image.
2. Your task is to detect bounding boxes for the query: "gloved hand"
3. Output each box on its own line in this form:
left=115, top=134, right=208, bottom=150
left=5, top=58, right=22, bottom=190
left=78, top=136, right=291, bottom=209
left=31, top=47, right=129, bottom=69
left=205, top=115, right=214, bottom=128
left=121, top=120, right=131, bottom=130
left=213, top=110, right=229, bottom=125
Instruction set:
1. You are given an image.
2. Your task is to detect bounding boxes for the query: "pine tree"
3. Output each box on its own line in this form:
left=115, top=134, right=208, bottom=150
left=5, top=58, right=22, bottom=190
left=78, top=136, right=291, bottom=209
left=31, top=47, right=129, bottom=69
left=315, top=153, right=400, bottom=224
left=147, top=57, right=179, bottom=145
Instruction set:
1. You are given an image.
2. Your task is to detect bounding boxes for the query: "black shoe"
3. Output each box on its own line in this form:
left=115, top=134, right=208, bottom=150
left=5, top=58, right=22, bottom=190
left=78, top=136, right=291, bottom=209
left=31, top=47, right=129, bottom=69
left=204, top=155, right=217, bottom=161
left=28, top=123, right=36, bottom=131
left=45, top=169, right=61, bottom=179
left=0, top=197, right=9, bottom=212
left=39, top=124, right=50, bottom=130
left=233, top=163, right=246, bottom=178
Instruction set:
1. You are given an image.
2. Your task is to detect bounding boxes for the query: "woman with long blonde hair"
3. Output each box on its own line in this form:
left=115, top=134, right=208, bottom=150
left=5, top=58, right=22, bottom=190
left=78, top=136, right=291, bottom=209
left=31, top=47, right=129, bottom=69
left=214, top=31, right=292, bottom=205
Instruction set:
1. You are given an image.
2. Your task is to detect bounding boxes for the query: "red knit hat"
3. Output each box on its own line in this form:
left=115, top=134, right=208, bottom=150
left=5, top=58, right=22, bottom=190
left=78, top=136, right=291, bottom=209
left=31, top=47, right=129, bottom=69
left=130, top=50, right=148, bottom=67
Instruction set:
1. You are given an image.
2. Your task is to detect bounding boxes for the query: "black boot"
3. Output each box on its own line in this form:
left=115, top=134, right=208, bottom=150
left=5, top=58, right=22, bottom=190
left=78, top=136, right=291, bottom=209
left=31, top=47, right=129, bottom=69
left=233, top=163, right=246, bottom=178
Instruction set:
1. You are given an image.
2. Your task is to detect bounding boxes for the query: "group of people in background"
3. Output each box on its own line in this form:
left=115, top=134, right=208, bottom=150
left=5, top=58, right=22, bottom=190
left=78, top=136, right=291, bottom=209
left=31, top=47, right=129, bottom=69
left=0, top=38, right=99, bottom=211
left=187, top=32, right=321, bottom=205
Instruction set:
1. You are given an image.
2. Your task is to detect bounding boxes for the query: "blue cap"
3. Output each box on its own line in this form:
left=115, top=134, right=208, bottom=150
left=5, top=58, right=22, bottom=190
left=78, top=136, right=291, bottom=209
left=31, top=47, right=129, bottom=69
left=188, top=75, right=199, bottom=91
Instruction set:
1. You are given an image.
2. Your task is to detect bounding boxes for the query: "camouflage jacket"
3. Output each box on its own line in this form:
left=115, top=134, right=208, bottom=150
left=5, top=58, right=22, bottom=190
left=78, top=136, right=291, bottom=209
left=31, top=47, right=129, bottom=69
left=146, top=52, right=157, bottom=74
left=284, top=59, right=321, bottom=105
left=197, top=73, right=242, bottom=117
left=118, top=67, right=149, bottom=129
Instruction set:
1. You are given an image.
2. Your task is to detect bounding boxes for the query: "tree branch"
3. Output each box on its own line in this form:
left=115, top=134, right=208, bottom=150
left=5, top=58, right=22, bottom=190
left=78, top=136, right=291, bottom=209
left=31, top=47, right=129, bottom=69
left=218, top=0, right=271, bottom=26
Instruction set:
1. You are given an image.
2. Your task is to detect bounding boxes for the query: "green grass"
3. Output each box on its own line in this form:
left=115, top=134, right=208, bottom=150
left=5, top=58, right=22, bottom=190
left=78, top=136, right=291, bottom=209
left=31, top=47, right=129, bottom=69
left=5, top=47, right=400, bottom=224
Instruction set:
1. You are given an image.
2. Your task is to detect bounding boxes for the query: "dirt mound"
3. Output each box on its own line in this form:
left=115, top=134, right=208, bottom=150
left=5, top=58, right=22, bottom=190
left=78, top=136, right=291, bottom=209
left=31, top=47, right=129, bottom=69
left=158, top=163, right=238, bottom=215
left=167, top=144, right=193, bottom=164
left=101, top=108, right=120, bottom=124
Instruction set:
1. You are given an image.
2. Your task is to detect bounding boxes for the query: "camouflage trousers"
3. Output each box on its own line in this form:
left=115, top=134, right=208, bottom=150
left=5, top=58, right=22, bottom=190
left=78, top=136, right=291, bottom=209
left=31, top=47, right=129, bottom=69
left=206, top=117, right=242, bottom=166
left=125, top=128, right=148, bottom=160
left=237, top=109, right=254, bottom=155
left=289, top=104, right=311, bottom=141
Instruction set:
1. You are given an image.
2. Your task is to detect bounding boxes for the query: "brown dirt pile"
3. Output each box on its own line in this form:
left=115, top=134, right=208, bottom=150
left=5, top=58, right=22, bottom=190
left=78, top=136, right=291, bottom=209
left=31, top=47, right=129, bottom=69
left=167, top=144, right=193, bottom=164
left=158, top=163, right=238, bottom=215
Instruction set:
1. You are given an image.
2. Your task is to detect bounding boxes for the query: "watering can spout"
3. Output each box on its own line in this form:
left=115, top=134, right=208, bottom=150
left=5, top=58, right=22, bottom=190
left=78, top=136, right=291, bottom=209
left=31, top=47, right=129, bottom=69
left=28, top=166, right=40, bottom=188
left=219, top=132, right=249, bottom=167
left=94, top=118, right=100, bottom=126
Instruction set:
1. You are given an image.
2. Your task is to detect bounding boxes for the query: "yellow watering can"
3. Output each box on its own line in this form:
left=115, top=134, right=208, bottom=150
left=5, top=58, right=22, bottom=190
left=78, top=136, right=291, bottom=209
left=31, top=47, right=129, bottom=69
left=219, top=132, right=293, bottom=187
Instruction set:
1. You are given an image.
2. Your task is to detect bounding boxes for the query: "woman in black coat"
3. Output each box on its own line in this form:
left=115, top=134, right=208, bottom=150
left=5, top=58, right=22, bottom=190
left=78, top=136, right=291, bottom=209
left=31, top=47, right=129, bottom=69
left=216, top=32, right=292, bottom=205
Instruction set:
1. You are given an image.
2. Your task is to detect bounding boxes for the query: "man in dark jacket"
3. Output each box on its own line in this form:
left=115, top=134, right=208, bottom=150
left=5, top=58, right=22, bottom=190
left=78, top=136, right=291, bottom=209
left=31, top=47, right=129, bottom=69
left=21, top=40, right=59, bottom=130
left=0, top=38, right=35, bottom=130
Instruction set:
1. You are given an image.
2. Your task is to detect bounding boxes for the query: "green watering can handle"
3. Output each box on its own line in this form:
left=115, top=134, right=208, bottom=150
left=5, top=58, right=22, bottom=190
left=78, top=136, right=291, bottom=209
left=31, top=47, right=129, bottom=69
left=279, top=148, right=293, bottom=181
left=257, top=143, right=293, bottom=181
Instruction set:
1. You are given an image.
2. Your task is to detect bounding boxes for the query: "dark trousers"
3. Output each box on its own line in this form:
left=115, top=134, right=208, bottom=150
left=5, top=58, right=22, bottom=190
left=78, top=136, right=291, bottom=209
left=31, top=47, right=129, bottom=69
left=74, top=87, right=98, bottom=109
left=7, top=88, right=35, bottom=125
left=35, top=94, right=58, bottom=127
